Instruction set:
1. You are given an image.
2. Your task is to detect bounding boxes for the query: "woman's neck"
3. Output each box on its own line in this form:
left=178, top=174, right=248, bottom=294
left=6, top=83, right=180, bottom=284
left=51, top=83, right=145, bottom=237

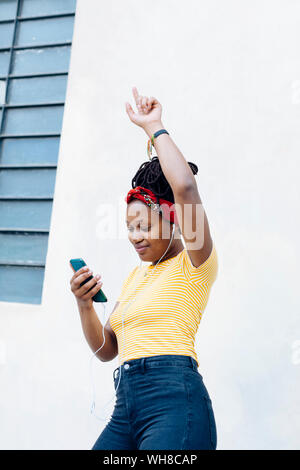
left=151, top=240, right=184, bottom=265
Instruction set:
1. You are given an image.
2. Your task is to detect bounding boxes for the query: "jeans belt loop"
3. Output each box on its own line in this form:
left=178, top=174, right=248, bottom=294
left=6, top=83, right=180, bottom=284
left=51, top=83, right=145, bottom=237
left=189, top=356, right=196, bottom=370
left=141, top=357, right=145, bottom=374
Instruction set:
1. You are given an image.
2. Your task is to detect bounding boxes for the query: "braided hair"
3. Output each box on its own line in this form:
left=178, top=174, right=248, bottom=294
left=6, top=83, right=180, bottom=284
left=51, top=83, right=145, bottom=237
left=131, top=156, right=198, bottom=204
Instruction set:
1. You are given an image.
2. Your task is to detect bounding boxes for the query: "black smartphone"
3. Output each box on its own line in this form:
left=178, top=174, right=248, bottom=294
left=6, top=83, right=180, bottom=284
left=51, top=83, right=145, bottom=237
left=69, top=258, right=107, bottom=302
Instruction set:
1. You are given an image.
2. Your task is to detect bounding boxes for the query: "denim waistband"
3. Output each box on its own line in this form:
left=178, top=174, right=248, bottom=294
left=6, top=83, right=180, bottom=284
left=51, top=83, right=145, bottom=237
left=113, top=354, right=199, bottom=379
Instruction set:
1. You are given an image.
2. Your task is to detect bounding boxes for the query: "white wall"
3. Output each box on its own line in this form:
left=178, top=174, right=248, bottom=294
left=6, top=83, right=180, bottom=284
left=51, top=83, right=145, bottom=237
left=0, top=0, right=299, bottom=449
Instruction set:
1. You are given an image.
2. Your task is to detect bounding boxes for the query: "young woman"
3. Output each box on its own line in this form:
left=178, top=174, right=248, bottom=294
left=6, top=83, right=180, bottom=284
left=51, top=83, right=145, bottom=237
left=69, top=87, right=218, bottom=450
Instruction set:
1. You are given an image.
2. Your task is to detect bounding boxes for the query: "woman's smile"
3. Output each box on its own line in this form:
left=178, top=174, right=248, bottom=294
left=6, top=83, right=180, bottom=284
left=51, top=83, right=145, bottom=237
left=135, top=245, right=148, bottom=253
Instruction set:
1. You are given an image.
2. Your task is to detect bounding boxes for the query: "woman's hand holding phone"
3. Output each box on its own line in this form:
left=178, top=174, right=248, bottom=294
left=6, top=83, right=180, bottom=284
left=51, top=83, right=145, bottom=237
left=69, top=265, right=103, bottom=309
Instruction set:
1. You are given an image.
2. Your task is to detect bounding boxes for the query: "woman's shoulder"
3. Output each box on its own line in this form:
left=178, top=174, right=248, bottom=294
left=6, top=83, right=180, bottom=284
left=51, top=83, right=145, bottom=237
left=178, top=242, right=218, bottom=285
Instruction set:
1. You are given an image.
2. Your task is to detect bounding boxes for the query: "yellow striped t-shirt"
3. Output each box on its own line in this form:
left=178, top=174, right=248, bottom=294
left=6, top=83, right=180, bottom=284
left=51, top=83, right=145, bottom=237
left=110, top=242, right=218, bottom=367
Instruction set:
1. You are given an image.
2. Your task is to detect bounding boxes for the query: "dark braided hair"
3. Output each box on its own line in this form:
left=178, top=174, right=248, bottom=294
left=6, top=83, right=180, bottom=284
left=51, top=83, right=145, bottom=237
left=131, top=156, right=198, bottom=204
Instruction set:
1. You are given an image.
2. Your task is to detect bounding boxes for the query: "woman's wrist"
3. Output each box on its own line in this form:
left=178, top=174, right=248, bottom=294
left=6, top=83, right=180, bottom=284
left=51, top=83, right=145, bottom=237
left=143, top=121, right=165, bottom=139
left=77, top=299, right=94, bottom=316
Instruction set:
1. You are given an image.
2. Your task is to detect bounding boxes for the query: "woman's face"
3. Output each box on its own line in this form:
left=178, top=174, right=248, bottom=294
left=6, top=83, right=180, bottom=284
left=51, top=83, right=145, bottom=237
left=126, top=199, right=175, bottom=263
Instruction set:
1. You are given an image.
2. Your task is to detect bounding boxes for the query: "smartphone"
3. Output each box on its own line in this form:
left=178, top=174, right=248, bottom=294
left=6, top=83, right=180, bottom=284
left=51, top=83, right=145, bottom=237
left=69, top=258, right=107, bottom=302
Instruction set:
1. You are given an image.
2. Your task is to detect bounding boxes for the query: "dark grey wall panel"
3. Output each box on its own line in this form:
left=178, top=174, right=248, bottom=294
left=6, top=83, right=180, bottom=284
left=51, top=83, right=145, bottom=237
left=0, top=0, right=17, bottom=20
left=21, top=0, right=76, bottom=17
left=3, top=105, right=64, bottom=135
left=0, top=200, right=52, bottom=230
left=16, top=17, right=75, bottom=46
left=7, top=76, right=68, bottom=104
left=0, top=51, right=10, bottom=76
left=0, top=137, right=60, bottom=165
left=0, top=232, right=49, bottom=264
left=0, top=265, right=44, bottom=304
left=0, top=168, right=56, bottom=197
left=0, top=23, right=14, bottom=47
left=11, top=46, right=71, bottom=75
left=0, top=1, right=76, bottom=304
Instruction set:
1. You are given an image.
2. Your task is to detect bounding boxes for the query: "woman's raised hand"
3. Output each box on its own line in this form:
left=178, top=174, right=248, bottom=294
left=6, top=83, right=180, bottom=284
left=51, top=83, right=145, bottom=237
left=125, top=86, right=162, bottom=129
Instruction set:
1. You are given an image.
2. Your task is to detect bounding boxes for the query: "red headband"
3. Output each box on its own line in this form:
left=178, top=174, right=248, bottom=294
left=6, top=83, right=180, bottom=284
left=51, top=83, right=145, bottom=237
left=125, top=186, right=179, bottom=226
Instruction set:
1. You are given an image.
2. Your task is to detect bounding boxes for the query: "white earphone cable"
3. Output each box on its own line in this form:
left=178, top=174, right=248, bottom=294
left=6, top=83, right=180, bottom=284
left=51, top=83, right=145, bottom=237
left=89, top=223, right=176, bottom=422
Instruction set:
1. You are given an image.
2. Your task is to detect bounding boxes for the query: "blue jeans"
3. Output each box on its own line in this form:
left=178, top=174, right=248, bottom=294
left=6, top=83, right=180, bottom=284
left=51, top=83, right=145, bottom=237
left=92, top=354, right=217, bottom=450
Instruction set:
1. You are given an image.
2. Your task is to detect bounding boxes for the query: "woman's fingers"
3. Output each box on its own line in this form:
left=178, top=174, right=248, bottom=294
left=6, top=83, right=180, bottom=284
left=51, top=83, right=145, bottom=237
left=71, top=267, right=101, bottom=291
left=133, top=87, right=147, bottom=113
left=142, top=96, right=151, bottom=113
left=149, top=96, right=158, bottom=106
left=132, top=86, right=140, bottom=107
left=142, top=96, right=157, bottom=113
left=127, top=88, right=162, bottom=126
left=76, top=274, right=102, bottom=297
left=69, top=262, right=103, bottom=305
left=71, top=270, right=90, bottom=292
left=72, top=269, right=92, bottom=288
left=141, top=96, right=147, bottom=109
left=69, top=265, right=88, bottom=285
left=125, top=102, right=136, bottom=120
left=81, top=279, right=103, bottom=300
left=132, top=87, right=158, bottom=106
